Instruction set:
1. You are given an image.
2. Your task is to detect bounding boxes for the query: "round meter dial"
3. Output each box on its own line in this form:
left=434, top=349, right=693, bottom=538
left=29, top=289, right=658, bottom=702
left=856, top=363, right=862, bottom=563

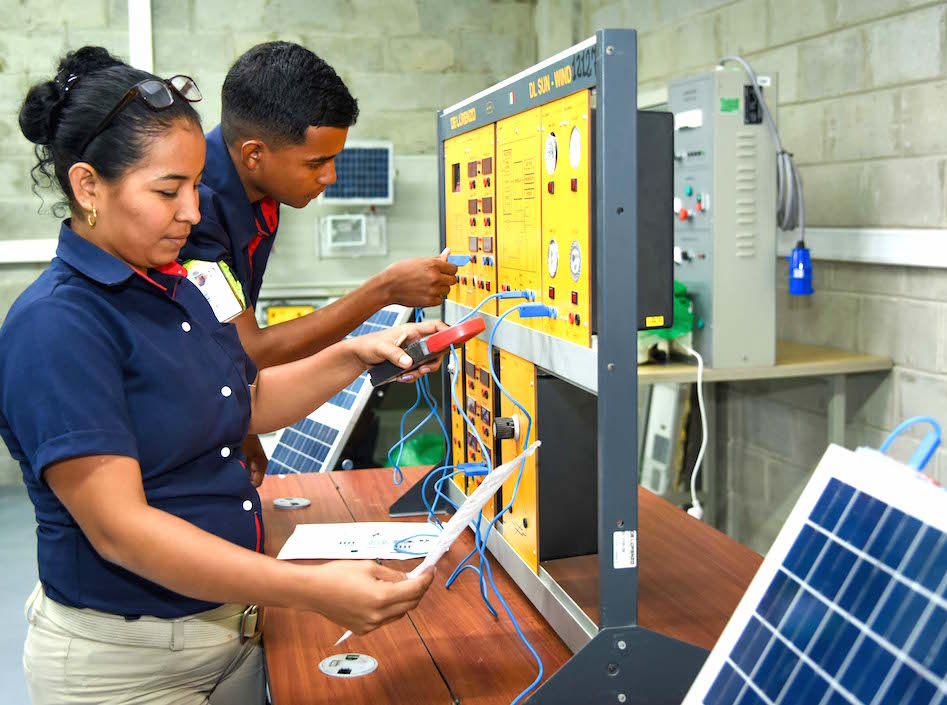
left=569, top=240, right=582, bottom=282
left=544, top=132, right=558, bottom=175
left=569, top=126, right=582, bottom=168
left=547, top=239, right=559, bottom=277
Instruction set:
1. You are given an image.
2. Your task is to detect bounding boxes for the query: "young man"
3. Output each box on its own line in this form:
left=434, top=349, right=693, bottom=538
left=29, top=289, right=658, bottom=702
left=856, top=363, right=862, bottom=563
left=180, top=42, right=458, bottom=483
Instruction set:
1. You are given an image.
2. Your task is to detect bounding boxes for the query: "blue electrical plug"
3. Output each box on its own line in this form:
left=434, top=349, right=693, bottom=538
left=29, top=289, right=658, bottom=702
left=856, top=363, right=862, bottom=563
left=448, top=255, right=473, bottom=267
left=498, top=289, right=531, bottom=300
left=788, top=242, right=813, bottom=296
left=517, top=303, right=557, bottom=319
left=459, top=462, right=490, bottom=477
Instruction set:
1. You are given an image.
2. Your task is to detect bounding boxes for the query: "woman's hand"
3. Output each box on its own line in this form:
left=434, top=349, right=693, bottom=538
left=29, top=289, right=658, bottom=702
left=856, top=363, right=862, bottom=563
left=307, top=561, right=436, bottom=635
left=349, top=320, right=449, bottom=383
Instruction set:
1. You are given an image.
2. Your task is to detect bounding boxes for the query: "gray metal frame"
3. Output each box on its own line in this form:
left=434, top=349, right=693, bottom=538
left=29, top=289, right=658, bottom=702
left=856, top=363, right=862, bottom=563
left=433, top=29, right=707, bottom=703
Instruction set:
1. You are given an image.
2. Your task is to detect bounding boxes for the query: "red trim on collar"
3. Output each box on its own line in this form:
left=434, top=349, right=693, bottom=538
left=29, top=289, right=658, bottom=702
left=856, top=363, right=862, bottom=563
left=257, top=197, right=279, bottom=234
left=157, top=261, right=188, bottom=278
left=132, top=269, right=168, bottom=292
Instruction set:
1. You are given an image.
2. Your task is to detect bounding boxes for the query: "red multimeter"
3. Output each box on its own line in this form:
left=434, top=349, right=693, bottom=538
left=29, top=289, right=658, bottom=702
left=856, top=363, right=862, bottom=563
left=368, top=317, right=487, bottom=387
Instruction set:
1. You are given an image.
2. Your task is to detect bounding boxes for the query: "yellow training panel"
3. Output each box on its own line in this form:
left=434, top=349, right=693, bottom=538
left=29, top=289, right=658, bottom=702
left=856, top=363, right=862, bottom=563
left=443, top=124, right=497, bottom=313
left=497, top=350, right=538, bottom=573
left=464, top=338, right=498, bottom=521
left=449, top=345, right=468, bottom=495
left=443, top=133, right=467, bottom=307
left=496, top=107, right=543, bottom=330
left=541, top=90, right=592, bottom=347
left=266, top=305, right=314, bottom=326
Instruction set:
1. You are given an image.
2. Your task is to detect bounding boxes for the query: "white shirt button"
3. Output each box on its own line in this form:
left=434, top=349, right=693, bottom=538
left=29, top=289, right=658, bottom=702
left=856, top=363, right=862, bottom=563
left=181, top=322, right=191, bottom=332
left=220, top=447, right=231, bottom=458
left=242, top=500, right=253, bottom=511
left=221, top=386, right=232, bottom=397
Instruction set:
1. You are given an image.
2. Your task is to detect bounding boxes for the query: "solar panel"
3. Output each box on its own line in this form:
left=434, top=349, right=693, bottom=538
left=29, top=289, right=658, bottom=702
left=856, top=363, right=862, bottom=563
left=267, top=305, right=410, bottom=473
left=685, top=444, right=947, bottom=705
left=321, top=141, right=394, bottom=205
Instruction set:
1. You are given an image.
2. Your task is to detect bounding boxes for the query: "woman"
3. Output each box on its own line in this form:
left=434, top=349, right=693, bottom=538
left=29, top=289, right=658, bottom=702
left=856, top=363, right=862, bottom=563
left=0, top=47, right=437, bottom=705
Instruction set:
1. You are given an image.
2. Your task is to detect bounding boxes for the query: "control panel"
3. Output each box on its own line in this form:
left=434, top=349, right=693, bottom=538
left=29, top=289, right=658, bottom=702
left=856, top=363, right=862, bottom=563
left=444, top=124, right=498, bottom=313
left=496, top=349, right=539, bottom=572
left=669, top=69, right=777, bottom=368
left=495, top=106, right=543, bottom=331
left=540, top=90, right=592, bottom=346
left=449, top=347, right=468, bottom=495
left=463, top=338, right=499, bottom=520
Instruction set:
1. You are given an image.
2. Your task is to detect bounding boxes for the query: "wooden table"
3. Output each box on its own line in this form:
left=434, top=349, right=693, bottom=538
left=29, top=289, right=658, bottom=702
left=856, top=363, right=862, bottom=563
left=259, top=466, right=762, bottom=704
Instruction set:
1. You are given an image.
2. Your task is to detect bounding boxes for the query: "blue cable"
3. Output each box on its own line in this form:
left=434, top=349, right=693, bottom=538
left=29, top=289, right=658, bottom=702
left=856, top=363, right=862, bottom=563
left=387, top=306, right=454, bottom=485
left=880, top=416, right=942, bottom=471
left=481, top=556, right=544, bottom=704
left=440, top=303, right=549, bottom=703
left=410, top=305, right=550, bottom=701
left=393, top=532, right=440, bottom=555
left=441, top=351, right=501, bottom=615
left=455, top=289, right=534, bottom=324
left=386, top=384, right=433, bottom=486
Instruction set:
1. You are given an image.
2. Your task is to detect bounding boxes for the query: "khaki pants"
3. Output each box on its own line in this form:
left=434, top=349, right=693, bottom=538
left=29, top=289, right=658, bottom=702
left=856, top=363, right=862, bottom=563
left=23, top=584, right=265, bottom=705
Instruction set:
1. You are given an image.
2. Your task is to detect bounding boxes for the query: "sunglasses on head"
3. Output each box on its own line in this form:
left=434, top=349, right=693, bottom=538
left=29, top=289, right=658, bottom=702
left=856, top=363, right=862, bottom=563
left=79, top=75, right=202, bottom=156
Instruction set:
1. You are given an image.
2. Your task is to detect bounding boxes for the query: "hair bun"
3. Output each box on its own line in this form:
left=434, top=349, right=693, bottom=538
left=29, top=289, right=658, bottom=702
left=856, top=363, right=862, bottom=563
left=18, top=46, right=126, bottom=146
left=56, top=46, right=124, bottom=82
left=18, top=80, right=61, bottom=145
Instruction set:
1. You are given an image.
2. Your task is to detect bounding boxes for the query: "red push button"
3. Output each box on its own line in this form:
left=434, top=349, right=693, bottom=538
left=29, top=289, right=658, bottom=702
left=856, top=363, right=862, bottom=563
left=571, top=178, right=578, bottom=192
left=485, top=217, right=491, bottom=226
left=470, top=179, right=476, bottom=189
left=548, top=286, right=555, bottom=299
left=569, top=312, right=575, bottom=324
left=679, top=208, right=689, bottom=221
left=547, top=181, right=555, bottom=194
left=470, top=217, right=476, bottom=226
left=486, top=281, right=491, bottom=291
left=696, top=201, right=703, bottom=212
left=484, top=177, right=490, bottom=187
left=571, top=291, right=578, bottom=305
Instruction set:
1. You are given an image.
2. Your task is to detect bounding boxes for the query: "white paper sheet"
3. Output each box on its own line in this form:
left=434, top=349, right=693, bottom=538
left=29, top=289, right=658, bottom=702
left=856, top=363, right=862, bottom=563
left=406, top=441, right=541, bottom=578
left=276, top=522, right=441, bottom=561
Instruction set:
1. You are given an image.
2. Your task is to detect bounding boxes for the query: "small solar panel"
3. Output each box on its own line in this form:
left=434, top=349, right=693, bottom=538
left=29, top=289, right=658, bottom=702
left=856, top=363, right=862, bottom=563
left=267, top=305, right=409, bottom=473
left=321, top=141, right=394, bottom=205
left=685, top=444, right=947, bottom=705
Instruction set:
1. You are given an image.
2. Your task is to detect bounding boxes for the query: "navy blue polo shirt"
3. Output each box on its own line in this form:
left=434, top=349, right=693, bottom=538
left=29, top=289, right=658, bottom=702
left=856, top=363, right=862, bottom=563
left=178, top=125, right=279, bottom=310
left=0, top=223, right=263, bottom=619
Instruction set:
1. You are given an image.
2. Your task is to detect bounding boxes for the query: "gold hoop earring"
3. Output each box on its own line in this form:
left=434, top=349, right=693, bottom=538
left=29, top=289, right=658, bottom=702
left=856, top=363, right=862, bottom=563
left=88, top=206, right=96, bottom=228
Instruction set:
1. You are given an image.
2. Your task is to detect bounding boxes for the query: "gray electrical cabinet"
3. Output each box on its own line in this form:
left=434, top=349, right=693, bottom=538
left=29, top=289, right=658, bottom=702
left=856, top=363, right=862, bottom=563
left=669, top=69, right=777, bottom=368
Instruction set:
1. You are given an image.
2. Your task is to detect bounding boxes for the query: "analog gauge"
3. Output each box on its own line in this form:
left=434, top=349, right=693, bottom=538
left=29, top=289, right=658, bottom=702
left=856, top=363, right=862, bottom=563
left=547, top=239, right=559, bottom=278
left=569, top=126, right=581, bottom=168
left=569, top=240, right=582, bottom=282
left=544, top=132, right=558, bottom=175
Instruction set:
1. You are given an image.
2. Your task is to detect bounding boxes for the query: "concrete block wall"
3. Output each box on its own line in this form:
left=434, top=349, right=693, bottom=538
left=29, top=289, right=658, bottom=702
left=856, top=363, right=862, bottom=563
left=579, top=0, right=947, bottom=553
left=0, top=0, right=537, bottom=484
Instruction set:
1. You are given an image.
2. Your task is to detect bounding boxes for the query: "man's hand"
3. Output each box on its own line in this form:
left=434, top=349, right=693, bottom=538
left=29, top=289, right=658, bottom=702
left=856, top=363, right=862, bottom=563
left=379, top=251, right=458, bottom=308
left=241, top=434, right=268, bottom=487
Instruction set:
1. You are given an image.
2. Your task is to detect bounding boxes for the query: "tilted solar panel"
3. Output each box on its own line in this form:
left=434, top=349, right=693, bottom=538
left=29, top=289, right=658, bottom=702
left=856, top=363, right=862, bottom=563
left=685, top=444, right=947, bottom=705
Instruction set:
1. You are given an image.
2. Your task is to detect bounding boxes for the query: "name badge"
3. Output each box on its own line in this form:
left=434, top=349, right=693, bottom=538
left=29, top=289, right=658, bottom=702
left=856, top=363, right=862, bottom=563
left=182, top=260, right=246, bottom=323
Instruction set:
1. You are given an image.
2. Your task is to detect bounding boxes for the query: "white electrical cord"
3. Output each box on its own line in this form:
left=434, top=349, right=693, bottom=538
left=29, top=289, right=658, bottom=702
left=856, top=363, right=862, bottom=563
left=677, top=342, right=706, bottom=520
left=718, top=55, right=806, bottom=245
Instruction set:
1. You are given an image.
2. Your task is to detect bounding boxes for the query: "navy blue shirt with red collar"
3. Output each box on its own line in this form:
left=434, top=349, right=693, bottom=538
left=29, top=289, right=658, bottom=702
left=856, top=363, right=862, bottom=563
left=0, top=222, right=263, bottom=619
left=178, top=124, right=279, bottom=310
